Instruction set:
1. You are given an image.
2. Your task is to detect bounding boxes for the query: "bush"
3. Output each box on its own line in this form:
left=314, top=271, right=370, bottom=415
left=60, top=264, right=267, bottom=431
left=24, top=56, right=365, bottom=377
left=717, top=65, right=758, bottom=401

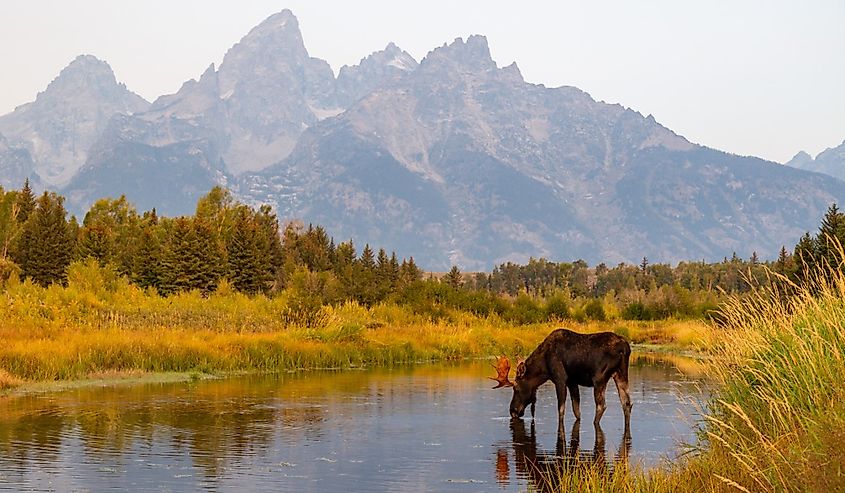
left=544, top=292, right=570, bottom=320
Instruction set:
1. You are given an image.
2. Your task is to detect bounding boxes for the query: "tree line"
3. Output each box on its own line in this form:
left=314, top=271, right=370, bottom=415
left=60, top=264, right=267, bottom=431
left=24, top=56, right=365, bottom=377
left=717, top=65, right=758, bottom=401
left=0, top=182, right=422, bottom=303
left=0, top=181, right=837, bottom=323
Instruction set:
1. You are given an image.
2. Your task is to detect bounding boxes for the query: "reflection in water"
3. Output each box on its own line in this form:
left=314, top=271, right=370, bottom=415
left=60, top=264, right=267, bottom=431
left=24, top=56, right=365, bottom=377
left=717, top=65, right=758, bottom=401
left=498, top=419, right=632, bottom=491
left=0, top=355, right=707, bottom=492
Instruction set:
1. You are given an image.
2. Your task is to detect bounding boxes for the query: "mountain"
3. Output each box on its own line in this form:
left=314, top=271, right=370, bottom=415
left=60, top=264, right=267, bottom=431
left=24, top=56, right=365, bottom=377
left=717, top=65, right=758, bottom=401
left=62, top=9, right=415, bottom=214
left=2, top=9, right=845, bottom=268
left=242, top=35, right=845, bottom=269
left=0, top=55, right=148, bottom=188
left=335, top=42, right=418, bottom=107
left=786, top=141, right=845, bottom=181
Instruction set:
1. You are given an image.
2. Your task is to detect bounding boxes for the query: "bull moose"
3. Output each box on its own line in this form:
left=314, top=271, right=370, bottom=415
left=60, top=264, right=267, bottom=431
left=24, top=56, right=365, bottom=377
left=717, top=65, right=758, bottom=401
left=491, top=328, right=632, bottom=427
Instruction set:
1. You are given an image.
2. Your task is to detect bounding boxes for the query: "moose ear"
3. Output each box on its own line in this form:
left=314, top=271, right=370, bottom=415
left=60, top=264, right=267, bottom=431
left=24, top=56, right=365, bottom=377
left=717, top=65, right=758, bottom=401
left=516, top=360, right=526, bottom=379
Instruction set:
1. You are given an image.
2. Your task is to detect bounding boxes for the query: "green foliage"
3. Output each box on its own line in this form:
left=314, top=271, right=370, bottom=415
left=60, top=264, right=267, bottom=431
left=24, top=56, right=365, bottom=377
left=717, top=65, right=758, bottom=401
left=12, top=192, right=74, bottom=286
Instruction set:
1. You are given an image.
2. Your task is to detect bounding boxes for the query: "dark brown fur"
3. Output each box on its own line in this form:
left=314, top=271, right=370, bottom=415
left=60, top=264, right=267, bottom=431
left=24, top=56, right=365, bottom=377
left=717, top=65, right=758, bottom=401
left=509, top=328, right=632, bottom=428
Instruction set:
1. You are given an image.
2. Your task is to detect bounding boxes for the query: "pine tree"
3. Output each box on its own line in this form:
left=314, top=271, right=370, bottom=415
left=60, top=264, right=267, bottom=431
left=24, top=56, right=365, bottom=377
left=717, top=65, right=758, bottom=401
left=226, top=208, right=269, bottom=294
left=816, top=203, right=845, bottom=272
left=354, top=244, right=377, bottom=305
left=159, top=217, right=223, bottom=295
left=399, top=256, right=422, bottom=286
left=333, top=240, right=356, bottom=297
left=77, top=221, right=114, bottom=265
left=776, top=245, right=790, bottom=275
left=15, top=178, right=36, bottom=224
left=445, top=265, right=463, bottom=289
left=793, top=232, right=816, bottom=285
left=132, top=222, right=163, bottom=290
left=12, top=192, right=74, bottom=286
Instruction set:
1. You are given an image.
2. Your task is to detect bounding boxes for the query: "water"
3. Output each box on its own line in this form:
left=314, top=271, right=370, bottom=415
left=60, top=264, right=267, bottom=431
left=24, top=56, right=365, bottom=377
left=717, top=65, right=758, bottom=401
left=0, top=354, right=708, bottom=492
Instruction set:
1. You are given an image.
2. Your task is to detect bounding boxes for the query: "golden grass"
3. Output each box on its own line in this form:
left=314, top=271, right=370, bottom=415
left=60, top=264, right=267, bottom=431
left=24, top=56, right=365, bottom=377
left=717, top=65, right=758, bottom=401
left=541, top=269, right=845, bottom=492
left=0, top=266, right=709, bottom=386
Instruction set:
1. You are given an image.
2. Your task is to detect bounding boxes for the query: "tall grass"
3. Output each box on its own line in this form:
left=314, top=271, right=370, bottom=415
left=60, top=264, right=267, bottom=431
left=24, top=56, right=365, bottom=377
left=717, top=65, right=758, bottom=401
left=541, top=268, right=845, bottom=492
left=0, top=261, right=707, bottom=388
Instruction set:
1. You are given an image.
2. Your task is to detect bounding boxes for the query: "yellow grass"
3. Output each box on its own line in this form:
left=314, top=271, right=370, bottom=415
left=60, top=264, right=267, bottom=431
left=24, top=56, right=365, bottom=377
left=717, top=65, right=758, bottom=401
left=0, top=268, right=708, bottom=388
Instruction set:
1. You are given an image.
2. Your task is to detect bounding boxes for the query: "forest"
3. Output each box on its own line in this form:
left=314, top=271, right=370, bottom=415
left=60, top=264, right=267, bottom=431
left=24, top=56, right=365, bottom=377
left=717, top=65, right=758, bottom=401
left=3, top=180, right=835, bottom=327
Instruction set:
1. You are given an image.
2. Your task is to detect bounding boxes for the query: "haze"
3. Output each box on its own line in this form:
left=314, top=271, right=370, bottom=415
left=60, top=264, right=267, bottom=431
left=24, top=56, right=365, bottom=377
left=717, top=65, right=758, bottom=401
left=2, top=0, right=843, bottom=163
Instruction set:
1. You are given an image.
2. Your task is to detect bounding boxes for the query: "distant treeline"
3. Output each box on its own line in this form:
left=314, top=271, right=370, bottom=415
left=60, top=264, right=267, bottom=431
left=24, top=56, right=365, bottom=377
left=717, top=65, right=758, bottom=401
left=0, top=181, right=837, bottom=323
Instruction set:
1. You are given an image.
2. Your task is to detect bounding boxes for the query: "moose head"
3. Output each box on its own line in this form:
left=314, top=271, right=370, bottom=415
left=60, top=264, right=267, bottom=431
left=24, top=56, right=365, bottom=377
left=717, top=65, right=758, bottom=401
left=489, top=356, right=537, bottom=419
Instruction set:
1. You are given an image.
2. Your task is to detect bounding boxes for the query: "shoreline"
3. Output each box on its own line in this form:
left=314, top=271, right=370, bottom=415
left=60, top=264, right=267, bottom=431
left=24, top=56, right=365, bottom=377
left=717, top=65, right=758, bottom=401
left=1, top=344, right=707, bottom=398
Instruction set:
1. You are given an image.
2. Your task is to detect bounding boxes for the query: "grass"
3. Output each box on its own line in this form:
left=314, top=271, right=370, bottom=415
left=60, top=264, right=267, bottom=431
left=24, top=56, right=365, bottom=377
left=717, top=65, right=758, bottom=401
left=532, top=269, right=845, bottom=492
left=0, top=262, right=712, bottom=390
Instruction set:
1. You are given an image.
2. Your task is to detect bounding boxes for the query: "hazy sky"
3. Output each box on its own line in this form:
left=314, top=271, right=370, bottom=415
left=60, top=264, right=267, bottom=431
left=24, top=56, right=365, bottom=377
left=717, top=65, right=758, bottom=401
left=2, top=1, right=843, bottom=163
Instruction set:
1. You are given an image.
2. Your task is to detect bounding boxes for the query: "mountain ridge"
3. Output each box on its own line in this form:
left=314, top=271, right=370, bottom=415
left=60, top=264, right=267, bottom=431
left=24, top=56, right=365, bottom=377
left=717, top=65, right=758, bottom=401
left=2, top=9, right=844, bottom=269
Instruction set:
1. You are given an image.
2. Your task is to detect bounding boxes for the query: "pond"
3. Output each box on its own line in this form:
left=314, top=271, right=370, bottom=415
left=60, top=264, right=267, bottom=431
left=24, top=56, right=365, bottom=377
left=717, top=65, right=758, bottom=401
left=0, top=353, right=708, bottom=492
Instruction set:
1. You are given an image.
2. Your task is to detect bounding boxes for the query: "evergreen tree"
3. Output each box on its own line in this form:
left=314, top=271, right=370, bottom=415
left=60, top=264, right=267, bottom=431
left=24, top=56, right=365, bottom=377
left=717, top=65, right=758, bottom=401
left=816, top=203, right=845, bottom=272
left=445, top=265, right=463, bottom=289
left=793, top=232, right=816, bottom=285
left=132, top=221, right=163, bottom=290
left=15, top=178, right=35, bottom=224
left=160, top=217, right=223, bottom=295
left=12, top=192, right=74, bottom=286
left=354, top=244, right=377, bottom=305
left=776, top=246, right=790, bottom=275
left=226, top=207, right=269, bottom=294
left=333, top=240, right=356, bottom=297
left=399, top=256, right=422, bottom=286
left=77, top=221, right=114, bottom=265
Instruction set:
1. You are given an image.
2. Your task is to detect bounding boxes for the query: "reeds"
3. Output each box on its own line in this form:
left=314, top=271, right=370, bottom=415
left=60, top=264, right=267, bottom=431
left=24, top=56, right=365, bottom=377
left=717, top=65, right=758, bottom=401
left=543, top=266, right=845, bottom=492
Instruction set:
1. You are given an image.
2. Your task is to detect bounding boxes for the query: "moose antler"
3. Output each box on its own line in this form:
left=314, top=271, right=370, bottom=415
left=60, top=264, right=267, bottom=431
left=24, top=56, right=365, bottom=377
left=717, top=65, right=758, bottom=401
left=489, top=356, right=514, bottom=388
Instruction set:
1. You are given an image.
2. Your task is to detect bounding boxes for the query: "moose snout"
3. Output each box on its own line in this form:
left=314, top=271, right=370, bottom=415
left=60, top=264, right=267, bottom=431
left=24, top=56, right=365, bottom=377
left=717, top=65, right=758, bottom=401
left=510, top=405, right=525, bottom=419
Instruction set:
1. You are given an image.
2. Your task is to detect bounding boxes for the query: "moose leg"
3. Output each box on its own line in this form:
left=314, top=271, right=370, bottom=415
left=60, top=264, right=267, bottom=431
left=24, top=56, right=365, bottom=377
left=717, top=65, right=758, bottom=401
left=593, top=382, right=608, bottom=425
left=555, top=381, right=568, bottom=424
left=568, top=384, right=581, bottom=421
left=612, top=372, right=633, bottom=430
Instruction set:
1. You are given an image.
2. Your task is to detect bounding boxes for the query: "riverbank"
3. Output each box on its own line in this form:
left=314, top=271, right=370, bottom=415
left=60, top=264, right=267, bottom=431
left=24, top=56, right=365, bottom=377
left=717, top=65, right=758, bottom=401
left=0, top=274, right=715, bottom=391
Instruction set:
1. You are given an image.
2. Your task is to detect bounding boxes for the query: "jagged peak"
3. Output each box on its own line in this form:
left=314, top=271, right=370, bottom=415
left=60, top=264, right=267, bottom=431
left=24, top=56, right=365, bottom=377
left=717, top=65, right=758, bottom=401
left=420, top=34, right=496, bottom=72
left=502, top=61, right=523, bottom=82
left=49, top=54, right=117, bottom=87
left=235, top=8, right=303, bottom=48
left=341, top=42, right=418, bottom=75
left=31, top=54, right=147, bottom=108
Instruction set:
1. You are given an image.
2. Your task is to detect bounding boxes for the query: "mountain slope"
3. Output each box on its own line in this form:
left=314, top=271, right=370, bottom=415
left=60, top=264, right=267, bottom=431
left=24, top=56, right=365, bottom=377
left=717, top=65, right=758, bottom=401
left=243, top=36, right=845, bottom=269
left=786, top=140, right=845, bottom=181
left=0, top=55, right=149, bottom=187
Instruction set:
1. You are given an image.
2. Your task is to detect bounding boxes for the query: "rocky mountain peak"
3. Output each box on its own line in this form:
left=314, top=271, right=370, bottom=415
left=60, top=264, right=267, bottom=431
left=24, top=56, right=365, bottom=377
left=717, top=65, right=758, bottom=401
left=336, top=42, right=418, bottom=107
left=421, top=35, right=496, bottom=73
left=36, top=55, right=144, bottom=108
left=786, top=150, right=814, bottom=169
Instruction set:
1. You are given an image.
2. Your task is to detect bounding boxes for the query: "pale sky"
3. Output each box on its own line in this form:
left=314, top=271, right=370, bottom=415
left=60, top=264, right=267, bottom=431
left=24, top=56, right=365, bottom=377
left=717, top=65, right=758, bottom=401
left=2, top=0, right=844, bottom=163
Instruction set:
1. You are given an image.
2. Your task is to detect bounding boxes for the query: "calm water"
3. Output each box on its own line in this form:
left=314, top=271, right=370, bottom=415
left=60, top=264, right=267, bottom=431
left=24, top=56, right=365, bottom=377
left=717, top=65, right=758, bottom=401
left=0, top=354, right=708, bottom=492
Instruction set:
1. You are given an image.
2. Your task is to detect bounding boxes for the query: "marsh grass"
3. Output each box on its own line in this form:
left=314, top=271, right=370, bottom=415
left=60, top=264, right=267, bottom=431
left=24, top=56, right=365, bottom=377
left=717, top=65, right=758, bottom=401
left=542, top=267, right=845, bottom=492
left=0, top=263, right=708, bottom=388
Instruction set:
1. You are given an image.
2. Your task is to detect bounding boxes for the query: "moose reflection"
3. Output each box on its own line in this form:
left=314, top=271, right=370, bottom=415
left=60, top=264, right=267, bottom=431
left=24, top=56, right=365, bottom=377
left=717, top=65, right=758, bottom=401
left=496, top=419, right=632, bottom=492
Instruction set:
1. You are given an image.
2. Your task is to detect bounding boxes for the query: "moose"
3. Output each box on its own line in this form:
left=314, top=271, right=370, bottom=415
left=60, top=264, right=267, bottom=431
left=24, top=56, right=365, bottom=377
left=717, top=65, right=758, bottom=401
left=491, top=328, right=632, bottom=427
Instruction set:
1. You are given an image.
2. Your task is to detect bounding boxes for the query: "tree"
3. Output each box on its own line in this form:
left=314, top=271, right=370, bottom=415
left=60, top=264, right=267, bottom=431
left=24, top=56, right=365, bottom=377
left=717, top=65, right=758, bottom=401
left=793, top=232, right=816, bottom=285
left=132, top=220, right=163, bottom=290
left=354, top=244, right=377, bottom=305
left=15, top=178, right=35, bottom=224
left=12, top=192, right=74, bottom=286
left=226, top=207, right=270, bottom=294
left=445, top=265, right=463, bottom=289
left=776, top=246, right=790, bottom=276
left=816, top=203, right=845, bottom=273
left=82, top=196, right=141, bottom=274
left=159, top=217, right=223, bottom=295
left=399, top=256, right=422, bottom=286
